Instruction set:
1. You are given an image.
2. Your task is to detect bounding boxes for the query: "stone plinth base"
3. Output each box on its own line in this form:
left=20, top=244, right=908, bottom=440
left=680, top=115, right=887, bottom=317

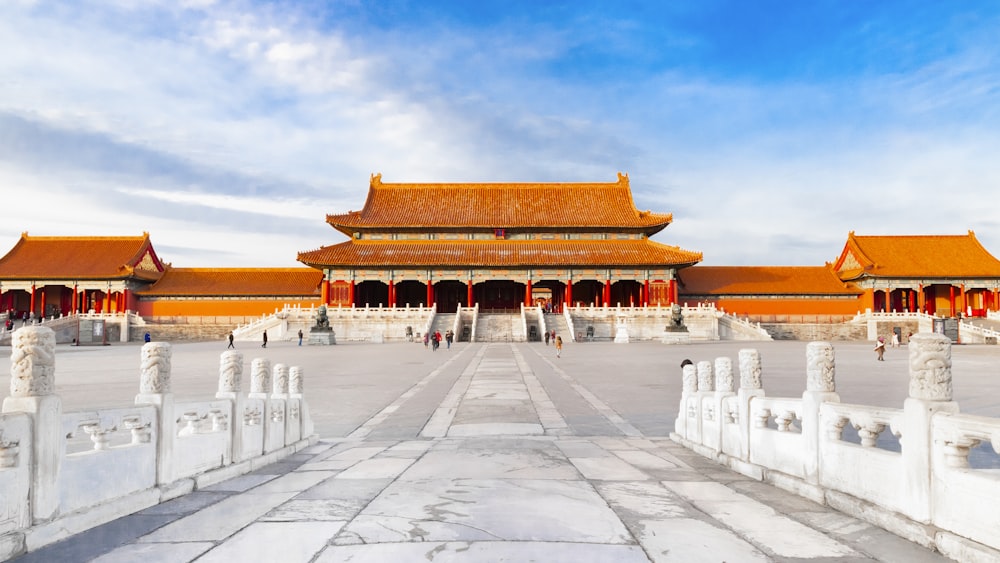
left=661, top=332, right=691, bottom=344
left=308, top=331, right=336, bottom=345
left=614, top=327, right=630, bottom=343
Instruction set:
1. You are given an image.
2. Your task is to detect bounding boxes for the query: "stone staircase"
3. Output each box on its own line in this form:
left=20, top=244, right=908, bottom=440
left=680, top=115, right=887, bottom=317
left=544, top=312, right=570, bottom=341
left=428, top=313, right=456, bottom=337
left=474, top=313, right=523, bottom=342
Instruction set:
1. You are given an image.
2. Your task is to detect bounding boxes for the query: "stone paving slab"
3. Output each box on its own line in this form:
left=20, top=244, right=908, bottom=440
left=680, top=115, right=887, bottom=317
left=7, top=340, right=979, bottom=561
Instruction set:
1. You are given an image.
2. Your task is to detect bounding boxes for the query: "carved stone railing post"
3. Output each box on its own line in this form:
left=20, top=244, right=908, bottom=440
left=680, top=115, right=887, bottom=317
left=289, top=366, right=312, bottom=439
left=272, top=364, right=290, bottom=448
left=712, top=357, right=736, bottom=454
left=903, top=333, right=960, bottom=523
left=736, top=349, right=765, bottom=461
left=2, top=326, right=62, bottom=522
left=803, top=341, right=840, bottom=484
left=215, top=351, right=244, bottom=463
left=675, top=363, right=699, bottom=439
left=134, top=341, right=174, bottom=485
left=249, top=358, right=278, bottom=453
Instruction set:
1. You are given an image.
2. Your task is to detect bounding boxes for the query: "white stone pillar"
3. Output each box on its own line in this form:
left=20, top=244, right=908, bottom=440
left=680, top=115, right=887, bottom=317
left=2, top=326, right=61, bottom=522
left=802, top=342, right=840, bottom=484
left=737, top=348, right=765, bottom=462
left=693, top=361, right=713, bottom=445
left=902, top=333, right=959, bottom=522
left=250, top=358, right=277, bottom=453
left=134, top=341, right=175, bottom=485
left=215, top=351, right=244, bottom=463
left=713, top=357, right=735, bottom=454
left=675, top=363, right=698, bottom=438
left=289, top=366, right=313, bottom=439
left=273, top=364, right=290, bottom=447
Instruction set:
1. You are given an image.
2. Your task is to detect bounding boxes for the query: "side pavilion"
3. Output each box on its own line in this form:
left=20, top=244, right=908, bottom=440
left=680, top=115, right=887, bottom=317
left=297, top=173, right=703, bottom=312
left=0, top=232, right=165, bottom=318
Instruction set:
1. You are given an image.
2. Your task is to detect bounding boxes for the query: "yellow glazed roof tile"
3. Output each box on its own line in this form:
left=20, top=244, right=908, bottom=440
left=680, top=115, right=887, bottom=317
left=834, top=232, right=1000, bottom=278
left=0, top=233, right=164, bottom=281
left=679, top=266, right=861, bottom=295
left=138, top=268, right=322, bottom=296
left=327, top=173, right=672, bottom=234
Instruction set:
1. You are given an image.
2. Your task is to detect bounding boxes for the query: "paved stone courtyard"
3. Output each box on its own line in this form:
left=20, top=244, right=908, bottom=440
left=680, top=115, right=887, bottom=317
left=5, top=338, right=998, bottom=561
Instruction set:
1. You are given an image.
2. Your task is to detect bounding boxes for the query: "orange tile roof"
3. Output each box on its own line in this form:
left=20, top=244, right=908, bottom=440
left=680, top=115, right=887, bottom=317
left=0, top=233, right=165, bottom=281
left=679, top=266, right=861, bottom=296
left=326, top=172, right=672, bottom=235
left=137, top=268, right=323, bottom=297
left=834, top=232, right=1000, bottom=279
left=298, top=239, right=702, bottom=269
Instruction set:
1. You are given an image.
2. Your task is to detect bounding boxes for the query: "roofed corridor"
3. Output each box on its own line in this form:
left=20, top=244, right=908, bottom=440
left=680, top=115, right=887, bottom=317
left=5, top=340, right=976, bottom=562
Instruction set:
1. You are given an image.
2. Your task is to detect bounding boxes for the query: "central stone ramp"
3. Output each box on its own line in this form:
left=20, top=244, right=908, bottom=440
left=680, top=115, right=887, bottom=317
left=423, top=343, right=568, bottom=438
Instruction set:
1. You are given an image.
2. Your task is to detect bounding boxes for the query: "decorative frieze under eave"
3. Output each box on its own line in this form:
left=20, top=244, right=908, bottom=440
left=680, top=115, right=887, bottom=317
left=0, top=279, right=142, bottom=293
left=322, top=267, right=682, bottom=284
left=854, top=277, right=1000, bottom=291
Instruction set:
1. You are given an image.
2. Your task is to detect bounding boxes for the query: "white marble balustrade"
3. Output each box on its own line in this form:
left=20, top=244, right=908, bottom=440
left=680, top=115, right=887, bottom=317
left=672, top=334, right=1000, bottom=556
left=0, top=326, right=317, bottom=559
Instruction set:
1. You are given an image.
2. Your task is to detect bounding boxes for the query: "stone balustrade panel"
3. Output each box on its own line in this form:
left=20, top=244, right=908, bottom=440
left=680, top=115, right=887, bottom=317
left=0, top=413, right=31, bottom=536
left=930, top=412, right=1000, bottom=551
left=747, top=396, right=806, bottom=478
left=58, top=407, right=158, bottom=514
left=171, top=400, right=233, bottom=481
left=239, top=397, right=266, bottom=462
left=265, top=397, right=288, bottom=453
left=817, top=403, right=906, bottom=513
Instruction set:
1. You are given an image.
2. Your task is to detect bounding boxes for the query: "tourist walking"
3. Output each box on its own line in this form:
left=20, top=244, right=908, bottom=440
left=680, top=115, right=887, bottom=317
left=555, top=335, right=562, bottom=358
left=445, top=330, right=453, bottom=349
left=891, top=332, right=899, bottom=348
left=262, top=330, right=268, bottom=348
left=544, top=331, right=550, bottom=346
left=298, top=329, right=304, bottom=346
left=874, top=336, right=885, bottom=361
left=227, top=332, right=235, bottom=349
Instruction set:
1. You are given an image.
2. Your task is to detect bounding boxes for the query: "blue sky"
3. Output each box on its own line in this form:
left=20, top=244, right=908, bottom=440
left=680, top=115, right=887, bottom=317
left=1, top=0, right=999, bottom=267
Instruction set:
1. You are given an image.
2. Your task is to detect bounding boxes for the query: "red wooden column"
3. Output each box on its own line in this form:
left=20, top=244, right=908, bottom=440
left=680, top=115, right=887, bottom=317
left=40, top=292, right=46, bottom=317
left=123, top=288, right=130, bottom=312
left=348, top=280, right=355, bottom=306
left=949, top=285, right=956, bottom=316
left=29, top=284, right=36, bottom=316
left=467, top=280, right=474, bottom=307
left=388, top=280, right=395, bottom=308
left=909, top=289, right=916, bottom=312
left=643, top=279, right=650, bottom=307
left=667, top=279, right=676, bottom=305
left=524, top=279, right=532, bottom=307
left=104, top=291, right=111, bottom=313
left=321, top=279, right=330, bottom=304
left=565, top=279, right=573, bottom=307
left=603, top=278, right=611, bottom=306
left=961, top=284, right=967, bottom=316
left=426, top=280, right=434, bottom=307
left=71, top=284, right=78, bottom=314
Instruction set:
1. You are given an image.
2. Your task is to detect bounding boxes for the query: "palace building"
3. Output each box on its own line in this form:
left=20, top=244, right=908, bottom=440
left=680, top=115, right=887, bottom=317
left=2, top=174, right=999, bottom=342
left=297, top=173, right=703, bottom=312
left=0, top=233, right=166, bottom=318
left=677, top=231, right=1000, bottom=320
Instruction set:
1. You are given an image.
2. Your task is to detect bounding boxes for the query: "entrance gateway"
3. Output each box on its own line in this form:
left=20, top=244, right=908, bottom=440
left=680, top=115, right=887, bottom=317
left=296, top=173, right=702, bottom=311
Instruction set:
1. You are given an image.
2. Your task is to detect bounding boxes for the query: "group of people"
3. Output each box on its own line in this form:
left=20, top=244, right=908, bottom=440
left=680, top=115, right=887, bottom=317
left=542, top=330, right=563, bottom=357
left=424, top=329, right=454, bottom=350
left=873, top=331, right=908, bottom=361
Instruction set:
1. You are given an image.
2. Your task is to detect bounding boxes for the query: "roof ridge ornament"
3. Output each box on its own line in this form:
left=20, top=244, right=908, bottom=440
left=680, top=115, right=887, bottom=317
left=370, top=172, right=382, bottom=187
